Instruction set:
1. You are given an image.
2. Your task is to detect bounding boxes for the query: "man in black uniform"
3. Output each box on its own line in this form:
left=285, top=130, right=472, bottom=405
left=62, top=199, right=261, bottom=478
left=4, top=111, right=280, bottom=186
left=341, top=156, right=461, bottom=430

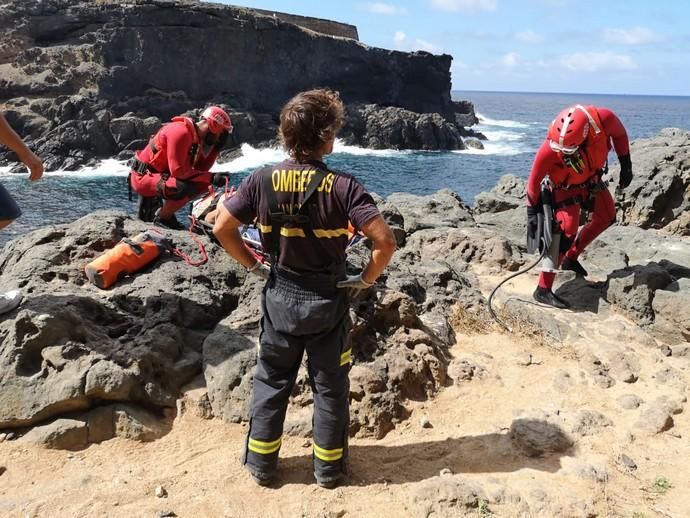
left=213, top=89, right=396, bottom=488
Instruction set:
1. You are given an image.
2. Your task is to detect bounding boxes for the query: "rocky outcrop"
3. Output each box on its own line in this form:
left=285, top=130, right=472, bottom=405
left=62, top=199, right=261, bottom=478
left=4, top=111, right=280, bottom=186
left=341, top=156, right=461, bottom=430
left=613, top=128, right=690, bottom=235
left=342, top=104, right=485, bottom=151
left=0, top=211, right=243, bottom=434
left=0, top=188, right=500, bottom=446
left=474, top=174, right=526, bottom=215
left=473, top=152, right=690, bottom=345
left=0, top=0, right=479, bottom=169
left=3, top=128, right=690, bottom=450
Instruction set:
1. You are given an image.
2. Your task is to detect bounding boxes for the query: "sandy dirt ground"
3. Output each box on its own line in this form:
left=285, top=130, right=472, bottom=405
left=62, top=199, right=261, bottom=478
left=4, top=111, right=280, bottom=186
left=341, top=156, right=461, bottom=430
left=1, top=340, right=688, bottom=516
left=1, top=270, right=688, bottom=517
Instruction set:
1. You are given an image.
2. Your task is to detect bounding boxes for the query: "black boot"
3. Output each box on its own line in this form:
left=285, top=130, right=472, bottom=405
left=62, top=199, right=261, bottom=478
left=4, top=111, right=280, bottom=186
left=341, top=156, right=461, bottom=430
left=137, top=196, right=162, bottom=222
left=153, top=209, right=186, bottom=231
left=561, top=257, right=588, bottom=277
left=246, top=466, right=275, bottom=487
left=533, top=287, right=570, bottom=309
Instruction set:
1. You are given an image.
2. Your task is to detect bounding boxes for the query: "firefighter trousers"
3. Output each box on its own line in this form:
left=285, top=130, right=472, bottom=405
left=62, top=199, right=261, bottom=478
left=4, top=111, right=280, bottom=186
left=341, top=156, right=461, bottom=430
left=244, top=270, right=352, bottom=481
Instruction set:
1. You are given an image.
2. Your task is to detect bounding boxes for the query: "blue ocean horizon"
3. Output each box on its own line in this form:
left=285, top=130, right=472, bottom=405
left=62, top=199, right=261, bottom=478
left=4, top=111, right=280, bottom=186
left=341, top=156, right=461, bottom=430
left=457, top=89, right=690, bottom=99
left=1, top=91, right=689, bottom=245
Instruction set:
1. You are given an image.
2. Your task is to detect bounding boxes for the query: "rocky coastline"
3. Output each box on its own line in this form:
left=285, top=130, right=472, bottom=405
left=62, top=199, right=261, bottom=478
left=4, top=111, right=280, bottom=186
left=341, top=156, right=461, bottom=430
left=0, top=128, right=688, bottom=515
left=0, top=127, right=686, bottom=433
left=0, top=0, right=483, bottom=173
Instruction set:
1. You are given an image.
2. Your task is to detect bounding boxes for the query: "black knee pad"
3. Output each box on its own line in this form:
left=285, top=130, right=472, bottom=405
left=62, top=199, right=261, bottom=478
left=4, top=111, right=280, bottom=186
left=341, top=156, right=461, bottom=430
left=164, top=179, right=193, bottom=200
left=137, top=195, right=162, bottom=222
left=559, top=234, right=574, bottom=254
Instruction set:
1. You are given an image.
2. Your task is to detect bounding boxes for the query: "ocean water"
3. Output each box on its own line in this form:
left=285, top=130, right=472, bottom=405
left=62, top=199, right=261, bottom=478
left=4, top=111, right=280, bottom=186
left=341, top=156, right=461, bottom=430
left=1, top=91, right=689, bottom=246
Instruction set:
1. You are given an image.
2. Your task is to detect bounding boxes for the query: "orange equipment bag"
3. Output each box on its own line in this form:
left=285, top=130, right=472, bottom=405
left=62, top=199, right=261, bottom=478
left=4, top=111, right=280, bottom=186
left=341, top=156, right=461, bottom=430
left=85, top=231, right=172, bottom=289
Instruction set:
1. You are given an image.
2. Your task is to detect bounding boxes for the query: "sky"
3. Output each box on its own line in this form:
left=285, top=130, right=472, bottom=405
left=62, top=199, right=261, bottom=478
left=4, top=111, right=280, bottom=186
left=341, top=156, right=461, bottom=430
left=212, top=0, right=690, bottom=96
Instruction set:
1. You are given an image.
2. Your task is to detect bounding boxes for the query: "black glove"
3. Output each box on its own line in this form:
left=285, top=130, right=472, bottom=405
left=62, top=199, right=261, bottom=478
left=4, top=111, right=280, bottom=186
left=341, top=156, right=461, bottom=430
left=211, top=172, right=230, bottom=188
left=214, top=130, right=229, bottom=151
left=526, top=203, right=543, bottom=254
left=618, top=153, right=633, bottom=188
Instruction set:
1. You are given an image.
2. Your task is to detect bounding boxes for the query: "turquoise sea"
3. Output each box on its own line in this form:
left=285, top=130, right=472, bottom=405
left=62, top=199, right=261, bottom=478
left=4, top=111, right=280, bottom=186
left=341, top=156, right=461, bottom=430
left=1, top=91, right=689, bottom=246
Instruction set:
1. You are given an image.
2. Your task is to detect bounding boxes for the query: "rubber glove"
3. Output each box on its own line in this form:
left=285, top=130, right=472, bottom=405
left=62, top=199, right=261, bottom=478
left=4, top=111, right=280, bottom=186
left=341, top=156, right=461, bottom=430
left=247, top=261, right=270, bottom=281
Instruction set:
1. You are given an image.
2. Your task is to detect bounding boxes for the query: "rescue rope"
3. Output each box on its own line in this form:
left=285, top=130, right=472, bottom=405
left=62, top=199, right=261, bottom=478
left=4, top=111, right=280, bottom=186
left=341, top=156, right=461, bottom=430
left=487, top=247, right=547, bottom=333
left=171, top=215, right=209, bottom=267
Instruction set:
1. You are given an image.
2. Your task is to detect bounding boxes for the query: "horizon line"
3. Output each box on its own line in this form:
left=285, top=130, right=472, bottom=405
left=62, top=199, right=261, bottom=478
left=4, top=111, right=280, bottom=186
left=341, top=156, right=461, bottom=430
left=451, top=89, right=690, bottom=98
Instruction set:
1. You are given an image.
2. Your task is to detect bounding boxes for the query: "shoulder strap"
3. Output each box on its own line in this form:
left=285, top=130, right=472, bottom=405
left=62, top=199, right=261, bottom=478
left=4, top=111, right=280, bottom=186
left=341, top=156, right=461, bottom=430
left=260, top=167, right=328, bottom=266
left=261, top=168, right=281, bottom=266
left=300, top=168, right=326, bottom=214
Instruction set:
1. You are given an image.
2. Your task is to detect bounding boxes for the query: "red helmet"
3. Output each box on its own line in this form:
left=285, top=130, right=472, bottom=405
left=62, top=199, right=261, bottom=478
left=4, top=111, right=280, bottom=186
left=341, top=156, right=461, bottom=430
left=547, top=105, right=592, bottom=155
left=201, top=106, right=232, bottom=135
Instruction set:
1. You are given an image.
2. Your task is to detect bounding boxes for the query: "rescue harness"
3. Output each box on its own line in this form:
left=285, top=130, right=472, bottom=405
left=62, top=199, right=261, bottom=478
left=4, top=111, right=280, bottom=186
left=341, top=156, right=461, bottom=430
left=260, top=167, right=332, bottom=272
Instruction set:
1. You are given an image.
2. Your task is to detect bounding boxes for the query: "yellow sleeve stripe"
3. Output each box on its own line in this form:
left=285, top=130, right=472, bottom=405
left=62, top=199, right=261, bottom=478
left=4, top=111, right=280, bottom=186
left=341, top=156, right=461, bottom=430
left=313, top=228, right=349, bottom=238
left=259, top=227, right=349, bottom=239
left=340, top=349, right=352, bottom=367
left=313, top=443, right=344, bottom=462
left=248, top=436, right=282, bottom=455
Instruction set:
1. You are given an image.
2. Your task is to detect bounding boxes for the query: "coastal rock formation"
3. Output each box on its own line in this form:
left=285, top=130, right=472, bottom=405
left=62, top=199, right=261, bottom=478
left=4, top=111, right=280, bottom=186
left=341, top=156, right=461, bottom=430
left=342, top=104, right=485, bottom=151
left=0, top=211, right=242, bottom=434
left=613, top=128, right=690, bottom=235
left=2, top=188, right=687, bottom=448
left=0, top=191, right=490, bottom=445
left=0, top=0, right=480, bottom=169
left=0, top=127, right=690, bottom=504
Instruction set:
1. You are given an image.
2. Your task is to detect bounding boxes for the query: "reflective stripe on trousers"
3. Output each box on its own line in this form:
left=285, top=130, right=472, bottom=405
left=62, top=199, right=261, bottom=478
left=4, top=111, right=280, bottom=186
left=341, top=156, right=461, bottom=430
left=244, top=272, right=352, bottom=479
left=248, top=436, right=282, bottom=455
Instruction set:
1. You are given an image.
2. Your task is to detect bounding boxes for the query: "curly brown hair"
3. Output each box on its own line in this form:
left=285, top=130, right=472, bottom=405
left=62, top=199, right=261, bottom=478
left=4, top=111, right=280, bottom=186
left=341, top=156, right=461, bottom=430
left=279, top=89, right=345, bottom=161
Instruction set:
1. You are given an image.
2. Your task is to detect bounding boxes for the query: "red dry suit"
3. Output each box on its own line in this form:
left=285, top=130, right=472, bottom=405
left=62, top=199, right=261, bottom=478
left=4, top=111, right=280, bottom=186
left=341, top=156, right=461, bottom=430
left=526, top=107, right=629, bottom=290
left=129, top=117, right=220, bottom=217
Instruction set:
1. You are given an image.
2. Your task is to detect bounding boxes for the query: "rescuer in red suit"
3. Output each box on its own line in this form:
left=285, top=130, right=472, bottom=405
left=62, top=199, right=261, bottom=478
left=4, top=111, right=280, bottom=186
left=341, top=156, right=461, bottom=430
left=526, top=105, right=633, bottom=308
left=129, top=106, right=233, bottom=230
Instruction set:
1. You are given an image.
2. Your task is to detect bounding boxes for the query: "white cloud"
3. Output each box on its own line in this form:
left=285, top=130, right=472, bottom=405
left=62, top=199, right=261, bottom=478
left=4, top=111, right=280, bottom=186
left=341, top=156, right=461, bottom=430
left=602, top=27, right=660, bottom=45
left=559, top=52, right=637, bottom=72
left=365, top=2, right=408, bottom=15
left=501, top=51, right=520, bottom=67
left=429, top=0, right=497, bottom=12
left=393, top=31, right=440, bottom=53
left=514, top=29, right=543, bottom=44
left=415, top=39, right=439, bottom=53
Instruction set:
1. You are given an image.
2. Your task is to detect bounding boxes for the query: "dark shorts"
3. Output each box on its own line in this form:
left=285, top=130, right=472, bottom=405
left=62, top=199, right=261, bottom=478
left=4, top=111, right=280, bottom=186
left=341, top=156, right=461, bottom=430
left=0, top=182, right=21, bottom=221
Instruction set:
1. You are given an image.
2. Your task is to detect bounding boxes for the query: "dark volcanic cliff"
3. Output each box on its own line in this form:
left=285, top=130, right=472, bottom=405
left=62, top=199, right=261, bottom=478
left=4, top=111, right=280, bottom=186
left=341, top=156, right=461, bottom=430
left=0, top=0, right=480, bottom=169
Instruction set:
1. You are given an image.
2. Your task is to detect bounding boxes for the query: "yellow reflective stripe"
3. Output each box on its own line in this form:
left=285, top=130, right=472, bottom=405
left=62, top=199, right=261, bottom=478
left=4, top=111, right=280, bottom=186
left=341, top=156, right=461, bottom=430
left=280, top=227, right=305, bottom=237
left=313, top=228, right=349, bottom=238
left=313, top=443, right=343, bottom=462
left=259, top=226, right=348, bottom=239
left=248, top=436, right=282, bottom=455
left=340, top=349, right=352, bottom=366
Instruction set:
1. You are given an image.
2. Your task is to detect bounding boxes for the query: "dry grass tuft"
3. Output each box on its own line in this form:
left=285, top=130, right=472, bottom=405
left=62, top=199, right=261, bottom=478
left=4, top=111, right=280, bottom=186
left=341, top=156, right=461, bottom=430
left=451, top=303, right=577, bottom=358
left=450, top=304, right=495, bottom=335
